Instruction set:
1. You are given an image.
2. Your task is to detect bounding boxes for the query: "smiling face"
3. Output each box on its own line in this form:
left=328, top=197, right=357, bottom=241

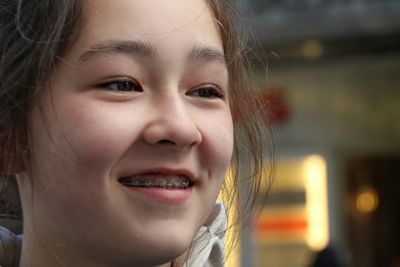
left=19, top=0, right=233, bottom=266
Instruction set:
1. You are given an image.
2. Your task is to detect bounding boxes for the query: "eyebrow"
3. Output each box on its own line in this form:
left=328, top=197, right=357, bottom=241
left=188, top=45, right=226, bottom=64
left=78, top=39, right=226, bottom=65
left=78, top=40, right=157, bottom=62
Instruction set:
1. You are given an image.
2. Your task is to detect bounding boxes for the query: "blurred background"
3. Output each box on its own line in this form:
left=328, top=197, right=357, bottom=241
left=232, top=0, right=400, bottom=267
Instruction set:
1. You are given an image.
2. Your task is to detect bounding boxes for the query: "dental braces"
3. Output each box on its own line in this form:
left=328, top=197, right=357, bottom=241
left=121, top=179, right=190, bottom=189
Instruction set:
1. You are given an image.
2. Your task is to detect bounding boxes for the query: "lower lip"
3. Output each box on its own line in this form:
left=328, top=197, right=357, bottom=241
left=124, top=186, right=193, bottom=204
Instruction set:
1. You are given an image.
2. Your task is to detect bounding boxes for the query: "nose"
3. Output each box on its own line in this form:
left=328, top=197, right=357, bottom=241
left=142, top=95, right=202, bottom=149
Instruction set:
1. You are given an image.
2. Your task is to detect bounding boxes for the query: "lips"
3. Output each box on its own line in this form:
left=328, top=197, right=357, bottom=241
left=118, top=171, right=194, bottom=189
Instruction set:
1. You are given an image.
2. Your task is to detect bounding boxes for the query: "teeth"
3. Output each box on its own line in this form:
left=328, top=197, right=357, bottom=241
left=119, top=177, right=190, bottom=189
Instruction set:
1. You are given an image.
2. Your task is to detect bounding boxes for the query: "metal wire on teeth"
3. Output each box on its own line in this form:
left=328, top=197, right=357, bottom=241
left=123, top=179, right=190, bottom=189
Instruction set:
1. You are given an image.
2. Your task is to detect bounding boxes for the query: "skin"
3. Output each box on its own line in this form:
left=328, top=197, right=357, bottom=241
left=16, top=0, right=233, bottom=267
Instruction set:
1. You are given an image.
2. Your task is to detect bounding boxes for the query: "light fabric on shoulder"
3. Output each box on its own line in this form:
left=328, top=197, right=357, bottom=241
left=175, top=201, right=227, bottom=267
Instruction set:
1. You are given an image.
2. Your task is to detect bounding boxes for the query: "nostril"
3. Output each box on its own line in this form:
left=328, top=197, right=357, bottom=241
left=158, top=139, right=176, bottom=145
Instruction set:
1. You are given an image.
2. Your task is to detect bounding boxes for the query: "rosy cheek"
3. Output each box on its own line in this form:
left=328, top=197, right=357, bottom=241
left=52, top=100, right=135, bottom=167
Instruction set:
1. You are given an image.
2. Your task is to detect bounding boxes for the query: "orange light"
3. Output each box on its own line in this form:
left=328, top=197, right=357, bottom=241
left=356, top=187, right=379, bottom=214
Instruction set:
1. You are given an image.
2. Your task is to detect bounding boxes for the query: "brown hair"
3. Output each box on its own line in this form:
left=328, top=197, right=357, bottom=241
left=207, top=0, right=274, bottom=259
left=1, top=1, right=83, bottom=265
left=0, top=0, right=273, bottom=266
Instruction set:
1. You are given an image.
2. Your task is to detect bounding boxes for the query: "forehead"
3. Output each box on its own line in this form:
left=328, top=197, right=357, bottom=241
left=66, top=0, right=223, bottom=62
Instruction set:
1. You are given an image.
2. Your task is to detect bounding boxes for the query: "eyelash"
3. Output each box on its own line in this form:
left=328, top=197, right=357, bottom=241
left=97, top=79, right=224, bottom=99
left=98, top=79, right=143, bottom=93
left=187, top=85, right=224, bottom=99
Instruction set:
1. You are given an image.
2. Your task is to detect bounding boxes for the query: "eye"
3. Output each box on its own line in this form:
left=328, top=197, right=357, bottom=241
left=98, top=79, right=143, bottom=92
left=187, top=85, right=224, bottom=99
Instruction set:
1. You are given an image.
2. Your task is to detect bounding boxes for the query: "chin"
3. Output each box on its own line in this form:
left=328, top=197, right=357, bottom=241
left=147, top=227, right=196, bottom=262
left=116, top=222, right=198, bottom=266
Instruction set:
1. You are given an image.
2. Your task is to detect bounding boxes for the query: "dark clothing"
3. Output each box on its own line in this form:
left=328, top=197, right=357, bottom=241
left=311, top=246, right=342, bottom=267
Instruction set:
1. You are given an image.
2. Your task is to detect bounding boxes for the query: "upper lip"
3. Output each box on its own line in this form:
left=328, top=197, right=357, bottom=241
left=119, top=167, right=196, bottom=183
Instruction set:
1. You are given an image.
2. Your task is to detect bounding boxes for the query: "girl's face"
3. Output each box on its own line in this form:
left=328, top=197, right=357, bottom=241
left=23, top=0, right=233, bottom=266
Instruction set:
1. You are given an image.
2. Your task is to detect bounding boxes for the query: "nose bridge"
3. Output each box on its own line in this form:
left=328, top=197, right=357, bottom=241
left=157, top=93, right=186, bottom=122
left=143, top=92, right=202, bottom=147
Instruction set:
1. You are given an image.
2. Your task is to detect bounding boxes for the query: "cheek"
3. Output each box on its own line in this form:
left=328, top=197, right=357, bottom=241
left=34, top=97, right=139, bottom=170
left=65, top=104, right=141, bottom=166
left=29, top=99, right=132, bottom=209
left=199, top=112, right=234, bottom=176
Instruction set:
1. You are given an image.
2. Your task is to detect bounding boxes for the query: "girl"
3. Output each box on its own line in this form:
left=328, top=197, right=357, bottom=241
left=0, top=0, right=272, bottom=266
